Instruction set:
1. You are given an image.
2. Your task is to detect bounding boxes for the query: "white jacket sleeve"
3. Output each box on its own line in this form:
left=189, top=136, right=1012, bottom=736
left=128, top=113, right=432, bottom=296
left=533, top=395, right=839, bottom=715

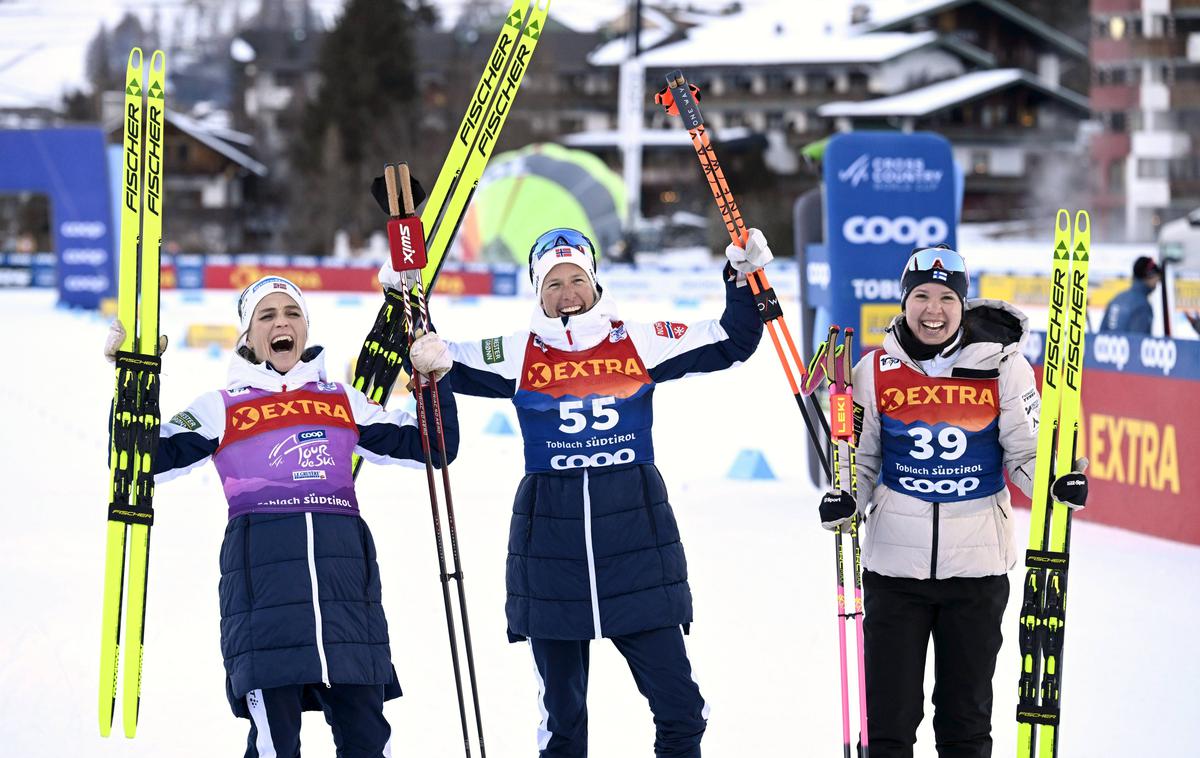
left=998, top=353, right=1040, bottom=498
left=850, top=352, right=882, bottom=513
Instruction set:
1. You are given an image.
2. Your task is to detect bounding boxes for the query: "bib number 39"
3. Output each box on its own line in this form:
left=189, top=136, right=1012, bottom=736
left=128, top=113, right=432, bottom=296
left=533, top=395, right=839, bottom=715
left=907, top=426, right=966, bottom=460
left=559, top=396, right=619, bottom=434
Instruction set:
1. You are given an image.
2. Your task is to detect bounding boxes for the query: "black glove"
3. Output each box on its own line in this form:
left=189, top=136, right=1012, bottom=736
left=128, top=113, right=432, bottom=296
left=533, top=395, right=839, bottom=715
left=370, top=173, right=426, bottom=216
left=819, top=491, right=857, bottom=531
left=1051, top=471, right=1088, bottom=510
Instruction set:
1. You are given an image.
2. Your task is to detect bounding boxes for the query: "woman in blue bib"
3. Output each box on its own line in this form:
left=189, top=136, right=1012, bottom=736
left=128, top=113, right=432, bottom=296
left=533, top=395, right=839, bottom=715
left=409, top=227, right=771, bottom=757
left=817, top=248, right=1089, bottom=758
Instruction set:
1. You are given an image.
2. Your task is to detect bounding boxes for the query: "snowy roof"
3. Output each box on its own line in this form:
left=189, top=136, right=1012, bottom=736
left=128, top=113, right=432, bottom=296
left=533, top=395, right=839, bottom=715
left=562, top=126, right=754, bottom=149
left=589, top=4, right=940, bottom=68
left=165, top=110, right=268, bottom=176
left=587, top=7, right=679, bottom=67
left=860, top=0, right=1087, bottom=59
left=817, top=68, right=1089, bottom=118
left=636, top=29, right=938, bottom=68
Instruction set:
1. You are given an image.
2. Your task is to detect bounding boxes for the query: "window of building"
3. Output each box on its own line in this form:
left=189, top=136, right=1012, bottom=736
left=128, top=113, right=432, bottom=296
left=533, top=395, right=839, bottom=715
left=1108, top=159, right=1125, bottom=192
left=731, top=73, right=754, bottom=93
left=970, top=150, right=989, bottom=175
left=806, top=73, right=833, bottom=94
left=1109, top=16, right=1127, bottom=40
left=725, top=110, right=748, bottom=128
left=1138, top=159, right=1168, bottom=179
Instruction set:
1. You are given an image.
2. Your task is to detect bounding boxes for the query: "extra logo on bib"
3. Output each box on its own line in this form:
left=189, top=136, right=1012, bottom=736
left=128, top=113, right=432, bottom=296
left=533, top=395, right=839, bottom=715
left=222, top=388, right=357, bottom=448
left=872, top=350, right=1006, bottom=503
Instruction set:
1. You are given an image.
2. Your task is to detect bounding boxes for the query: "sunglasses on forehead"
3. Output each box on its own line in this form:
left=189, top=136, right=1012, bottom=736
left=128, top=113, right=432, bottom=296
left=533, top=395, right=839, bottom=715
left=531, top=229, right=597, bottom=259
left=907, top=247, right=967, bottom=274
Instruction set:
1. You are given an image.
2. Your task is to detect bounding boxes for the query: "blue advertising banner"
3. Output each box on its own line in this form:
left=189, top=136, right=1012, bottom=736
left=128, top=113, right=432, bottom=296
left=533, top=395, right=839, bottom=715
left=0, top=128, right=115, bottom=308
left=1022, top=329, right=1200, bottom=382
left=818, top=132, right=960, bottom=355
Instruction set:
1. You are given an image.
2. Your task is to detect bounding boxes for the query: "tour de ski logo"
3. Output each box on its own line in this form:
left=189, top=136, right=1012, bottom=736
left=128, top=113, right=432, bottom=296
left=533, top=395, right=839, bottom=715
left=269, top=429, right=334, bottom=480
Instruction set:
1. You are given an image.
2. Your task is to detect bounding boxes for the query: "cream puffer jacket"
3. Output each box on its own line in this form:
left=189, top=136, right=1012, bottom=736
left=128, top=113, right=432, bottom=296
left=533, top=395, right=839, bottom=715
left=850, top=300, right=1040, bottom=579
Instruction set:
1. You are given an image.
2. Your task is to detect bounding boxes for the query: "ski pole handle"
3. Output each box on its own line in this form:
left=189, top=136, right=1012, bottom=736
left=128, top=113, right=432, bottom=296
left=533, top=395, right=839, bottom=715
left=384, top=162, right=428, bottom=273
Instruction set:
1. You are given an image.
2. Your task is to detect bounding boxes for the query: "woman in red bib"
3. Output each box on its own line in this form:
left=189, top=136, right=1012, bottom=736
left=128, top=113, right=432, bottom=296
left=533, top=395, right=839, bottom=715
left=817, top=247, right=1088, bottom=758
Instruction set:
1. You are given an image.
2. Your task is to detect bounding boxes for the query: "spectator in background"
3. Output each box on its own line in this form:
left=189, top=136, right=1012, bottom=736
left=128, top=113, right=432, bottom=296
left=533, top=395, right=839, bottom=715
left=1100, top=256, right=1162, bottom=334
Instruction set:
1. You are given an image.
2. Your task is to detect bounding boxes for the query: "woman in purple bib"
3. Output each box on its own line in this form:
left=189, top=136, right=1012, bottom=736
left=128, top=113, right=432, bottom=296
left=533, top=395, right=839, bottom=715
left=106, top=275, right=457, bottom=757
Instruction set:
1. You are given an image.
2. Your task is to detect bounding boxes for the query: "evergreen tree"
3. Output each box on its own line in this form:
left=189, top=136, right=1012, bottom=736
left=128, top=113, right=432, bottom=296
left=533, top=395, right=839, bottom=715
left=287, top=0, right=425, bottom=254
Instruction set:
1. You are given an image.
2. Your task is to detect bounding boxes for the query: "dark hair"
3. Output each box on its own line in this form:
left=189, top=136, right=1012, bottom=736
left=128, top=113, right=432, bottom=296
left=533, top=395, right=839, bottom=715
left=1133, top=256, right=1161, bottom=280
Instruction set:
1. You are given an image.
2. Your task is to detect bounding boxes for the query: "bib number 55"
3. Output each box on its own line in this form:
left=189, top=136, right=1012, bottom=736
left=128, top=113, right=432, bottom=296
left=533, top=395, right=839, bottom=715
left=559, top=396, right=619, bottom=433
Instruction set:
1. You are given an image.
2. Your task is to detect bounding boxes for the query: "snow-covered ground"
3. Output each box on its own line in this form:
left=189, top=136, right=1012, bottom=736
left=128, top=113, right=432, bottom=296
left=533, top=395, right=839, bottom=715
left=1, top=288, right=1197, bottom=757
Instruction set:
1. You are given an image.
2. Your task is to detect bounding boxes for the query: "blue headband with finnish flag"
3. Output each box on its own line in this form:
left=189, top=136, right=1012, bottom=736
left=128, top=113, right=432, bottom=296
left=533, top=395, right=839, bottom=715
left=900, top=245, right=969, bottom=305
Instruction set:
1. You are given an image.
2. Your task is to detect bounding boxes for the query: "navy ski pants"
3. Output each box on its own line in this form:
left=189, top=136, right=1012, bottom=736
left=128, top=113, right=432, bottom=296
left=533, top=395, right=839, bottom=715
left=243, top=683, right=392, bottom=758
left=864, top=571, right=1009, bottom=758
left=528, top=625, right=708, bottom=757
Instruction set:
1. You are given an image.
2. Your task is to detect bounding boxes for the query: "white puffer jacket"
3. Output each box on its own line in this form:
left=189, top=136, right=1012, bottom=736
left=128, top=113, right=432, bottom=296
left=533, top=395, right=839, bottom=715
left=851, top=299, right=1040, bottom=579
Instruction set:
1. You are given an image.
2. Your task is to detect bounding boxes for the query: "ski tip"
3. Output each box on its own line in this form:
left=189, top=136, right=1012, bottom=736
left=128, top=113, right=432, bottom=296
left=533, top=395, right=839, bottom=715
left=127, top=48, right=143, bottom=69
left=1056, top=208, right=1069, bottom=232
left=150, top=49, right=166, bottom=73
left=1074, top=210, right=1089, bottom=234
left=666, top=69, right=685, bottom=87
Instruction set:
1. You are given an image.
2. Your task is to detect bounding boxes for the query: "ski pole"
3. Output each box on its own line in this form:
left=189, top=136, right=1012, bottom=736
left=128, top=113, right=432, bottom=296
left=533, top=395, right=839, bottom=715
left=834, top=326, right=869, bottom=758
left=827, top=326, right=869, bottom=758
left=384, top=163, right=486, bottom=758
left=657, top=69, right=830, bottom=470
left=825, top=326, right=853, bottom=758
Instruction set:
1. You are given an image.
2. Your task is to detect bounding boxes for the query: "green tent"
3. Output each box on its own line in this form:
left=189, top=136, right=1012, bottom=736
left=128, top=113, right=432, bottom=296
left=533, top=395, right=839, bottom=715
left=454, top=143, right=627, bottom=263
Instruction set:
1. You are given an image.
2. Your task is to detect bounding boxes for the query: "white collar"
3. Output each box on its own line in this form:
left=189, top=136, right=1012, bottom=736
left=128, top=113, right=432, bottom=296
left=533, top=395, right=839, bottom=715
left=226, top=346, right=328, bottom=392
left=529, top=292, right=620, bottom=351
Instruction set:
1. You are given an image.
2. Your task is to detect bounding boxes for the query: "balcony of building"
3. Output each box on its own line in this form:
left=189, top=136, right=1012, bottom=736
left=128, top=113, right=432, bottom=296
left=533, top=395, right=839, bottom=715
left=1131, top=36, right=1188, bottom=59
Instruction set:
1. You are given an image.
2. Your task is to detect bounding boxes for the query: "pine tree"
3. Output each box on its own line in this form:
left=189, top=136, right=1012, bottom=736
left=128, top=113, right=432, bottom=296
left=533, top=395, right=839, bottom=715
left=287, top=0, right=426, bottom=254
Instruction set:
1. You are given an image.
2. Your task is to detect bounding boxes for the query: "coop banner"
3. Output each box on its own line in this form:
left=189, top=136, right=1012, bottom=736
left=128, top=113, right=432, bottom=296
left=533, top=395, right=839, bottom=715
left=821, top=132, right=959, bottom=355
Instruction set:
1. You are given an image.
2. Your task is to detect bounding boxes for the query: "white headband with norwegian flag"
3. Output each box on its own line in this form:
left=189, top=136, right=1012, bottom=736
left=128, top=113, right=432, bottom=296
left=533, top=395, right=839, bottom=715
left=530, top=245, right=599, bottom=297
left=237, top=275, right=310, bottom=331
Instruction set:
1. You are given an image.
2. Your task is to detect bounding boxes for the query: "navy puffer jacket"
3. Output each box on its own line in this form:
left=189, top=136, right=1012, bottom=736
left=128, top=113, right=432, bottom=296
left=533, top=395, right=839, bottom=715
left=219, top=511, right=400, bottom=713
left=506, top=463, right=690, bottom=640
left=153, top=349, right=455, bottom=715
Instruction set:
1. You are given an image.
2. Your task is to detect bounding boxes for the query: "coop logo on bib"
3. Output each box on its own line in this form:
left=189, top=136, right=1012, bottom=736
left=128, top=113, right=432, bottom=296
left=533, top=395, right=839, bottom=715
left=899, top=476, right=980, bottom=498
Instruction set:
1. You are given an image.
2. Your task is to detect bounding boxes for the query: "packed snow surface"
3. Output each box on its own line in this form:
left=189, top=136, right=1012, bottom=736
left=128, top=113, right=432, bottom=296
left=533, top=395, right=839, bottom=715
left=1, top=289, right=1196, bottom=756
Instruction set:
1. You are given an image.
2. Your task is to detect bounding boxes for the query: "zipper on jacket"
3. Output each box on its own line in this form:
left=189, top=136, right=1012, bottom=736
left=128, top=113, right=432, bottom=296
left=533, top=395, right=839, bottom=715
left=582, top=470, right=602, bottom=639
left=305, top=512, right=332, bottom=686
left=930, top=502, right=940, bottom=580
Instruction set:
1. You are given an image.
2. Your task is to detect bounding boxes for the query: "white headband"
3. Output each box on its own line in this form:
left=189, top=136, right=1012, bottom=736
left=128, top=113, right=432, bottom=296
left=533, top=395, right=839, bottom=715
left=237, top=275, right=309, bottom=332
left=530, top=246, right=599, bottom=297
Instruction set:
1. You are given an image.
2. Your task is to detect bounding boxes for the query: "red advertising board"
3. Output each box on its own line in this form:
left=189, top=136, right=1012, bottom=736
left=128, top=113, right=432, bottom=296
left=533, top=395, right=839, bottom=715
left=1011, top=366, right=1200, bottom=544
left=199, top=264, right=496, bottom=296
left=203, top=264, right=380, bottom=292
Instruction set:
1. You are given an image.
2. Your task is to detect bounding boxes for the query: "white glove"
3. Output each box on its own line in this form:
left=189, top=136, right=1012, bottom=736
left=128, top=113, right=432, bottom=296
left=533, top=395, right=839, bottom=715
left=104, top=319, right=168, bottom=363
left=725, top=228, right=773, bottom=274
left=104, top=319, right=127, bottom=363
left=378, top=258, right=402, bottom=291
left=409, top=330, right=452, bottom=381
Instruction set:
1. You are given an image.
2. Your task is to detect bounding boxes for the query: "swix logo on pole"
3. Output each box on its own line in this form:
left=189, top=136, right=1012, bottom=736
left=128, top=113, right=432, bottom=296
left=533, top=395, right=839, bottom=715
left=388, top=217, right=427, bottom=271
